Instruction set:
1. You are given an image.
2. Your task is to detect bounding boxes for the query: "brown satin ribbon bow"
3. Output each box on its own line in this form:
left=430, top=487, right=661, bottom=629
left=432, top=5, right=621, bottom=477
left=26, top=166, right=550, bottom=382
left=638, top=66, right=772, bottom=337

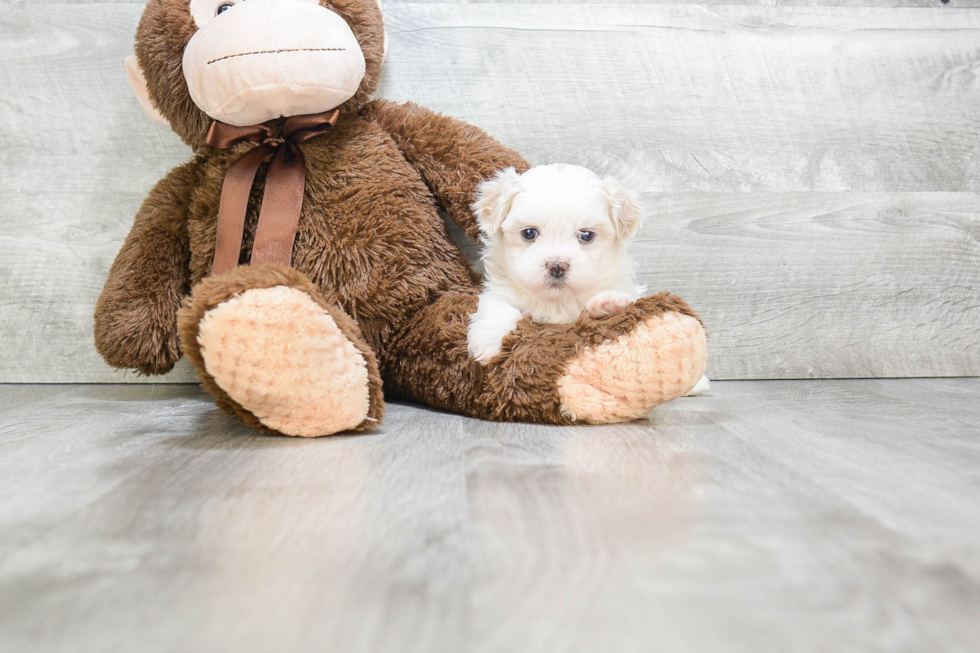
left=206, top=109, right=340, bottom=276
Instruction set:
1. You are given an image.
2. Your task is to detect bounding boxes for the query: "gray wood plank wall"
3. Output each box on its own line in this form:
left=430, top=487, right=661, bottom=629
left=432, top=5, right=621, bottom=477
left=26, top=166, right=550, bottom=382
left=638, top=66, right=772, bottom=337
left=0, top=1, right=977, bottom=383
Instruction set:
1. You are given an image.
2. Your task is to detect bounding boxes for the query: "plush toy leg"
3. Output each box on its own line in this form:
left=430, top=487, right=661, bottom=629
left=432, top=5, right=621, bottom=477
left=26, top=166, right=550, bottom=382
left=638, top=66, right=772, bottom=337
left=178, top=264, right=385, bottom=437
left=384, top=291, right=707, bottom=425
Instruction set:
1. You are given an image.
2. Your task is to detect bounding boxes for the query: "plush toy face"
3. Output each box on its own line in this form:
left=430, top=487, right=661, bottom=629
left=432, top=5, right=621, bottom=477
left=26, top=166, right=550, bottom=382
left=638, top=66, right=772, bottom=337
left=130, top=0, right=387, bottom=146
left=183, top=0, right=366, bottom=126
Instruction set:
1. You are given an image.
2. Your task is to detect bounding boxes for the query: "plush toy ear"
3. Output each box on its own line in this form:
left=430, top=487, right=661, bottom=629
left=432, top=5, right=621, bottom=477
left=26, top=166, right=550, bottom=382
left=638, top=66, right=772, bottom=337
left=604, top=179, right=643, bottom=240
left=125, top=55, right=171, bottom=127
left=472, top=167, right=524, bottom=236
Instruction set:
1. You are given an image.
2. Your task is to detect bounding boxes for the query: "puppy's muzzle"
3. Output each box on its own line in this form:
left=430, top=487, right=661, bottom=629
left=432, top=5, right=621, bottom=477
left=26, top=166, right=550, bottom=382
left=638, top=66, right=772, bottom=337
left=547, top=261, right=569, bottom=279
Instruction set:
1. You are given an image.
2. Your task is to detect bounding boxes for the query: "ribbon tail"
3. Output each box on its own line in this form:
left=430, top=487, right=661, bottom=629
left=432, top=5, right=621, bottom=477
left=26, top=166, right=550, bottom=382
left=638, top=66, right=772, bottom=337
left=211, top=144, right=273, bottom=276
left=250, top=143, right=307, bottom=269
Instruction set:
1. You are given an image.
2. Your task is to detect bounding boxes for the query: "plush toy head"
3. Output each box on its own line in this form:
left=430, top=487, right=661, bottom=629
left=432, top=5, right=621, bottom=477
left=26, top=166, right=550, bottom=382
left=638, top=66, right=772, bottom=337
left=128, top=0, right=388, bottom=147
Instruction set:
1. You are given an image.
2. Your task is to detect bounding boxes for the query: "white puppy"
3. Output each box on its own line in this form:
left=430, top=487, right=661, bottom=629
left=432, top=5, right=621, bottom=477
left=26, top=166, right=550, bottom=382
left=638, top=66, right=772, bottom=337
left=467, top=164, right=641, bottom=359
left=466, top=164, right=710, bottom=396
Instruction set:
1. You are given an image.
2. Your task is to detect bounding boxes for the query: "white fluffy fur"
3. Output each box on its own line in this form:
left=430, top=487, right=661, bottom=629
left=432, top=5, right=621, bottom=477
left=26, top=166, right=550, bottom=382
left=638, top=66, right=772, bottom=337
left=467, top=164, right=711, bottom=397
left=467, top=164, right=643, bottom=364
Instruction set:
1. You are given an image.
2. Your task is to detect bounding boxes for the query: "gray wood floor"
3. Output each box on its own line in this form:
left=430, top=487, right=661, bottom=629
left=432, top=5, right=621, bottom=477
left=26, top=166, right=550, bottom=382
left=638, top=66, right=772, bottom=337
left=1, top=380, right=978, bottom=653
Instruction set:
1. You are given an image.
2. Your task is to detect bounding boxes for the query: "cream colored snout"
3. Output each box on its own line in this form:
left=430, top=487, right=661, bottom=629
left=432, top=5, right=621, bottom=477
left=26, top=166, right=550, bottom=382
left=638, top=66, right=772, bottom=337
left=182, top=0, right=367, bottom=127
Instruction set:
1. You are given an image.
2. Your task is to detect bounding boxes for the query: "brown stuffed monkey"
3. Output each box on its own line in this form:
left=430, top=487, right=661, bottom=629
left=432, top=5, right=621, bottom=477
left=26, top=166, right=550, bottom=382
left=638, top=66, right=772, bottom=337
left=94, top=0, right=707, bottom=437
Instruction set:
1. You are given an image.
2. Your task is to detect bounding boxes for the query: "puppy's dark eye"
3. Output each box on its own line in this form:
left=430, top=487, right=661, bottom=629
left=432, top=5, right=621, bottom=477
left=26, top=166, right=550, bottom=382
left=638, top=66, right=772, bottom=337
left=578, top=230, right=596, bottom=243
left=521, top=228, right=539, bottom=241
left=216, top=2, right=235, bottom=16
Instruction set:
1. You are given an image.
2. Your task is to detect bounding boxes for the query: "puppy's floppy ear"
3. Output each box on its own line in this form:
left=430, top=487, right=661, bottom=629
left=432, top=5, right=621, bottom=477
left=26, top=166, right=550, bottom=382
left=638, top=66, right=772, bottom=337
left=125, top=55, right=171, bottom=127
left=472, top=167, right=523, bottom=236
left=604, top=178, right=643, bottom=240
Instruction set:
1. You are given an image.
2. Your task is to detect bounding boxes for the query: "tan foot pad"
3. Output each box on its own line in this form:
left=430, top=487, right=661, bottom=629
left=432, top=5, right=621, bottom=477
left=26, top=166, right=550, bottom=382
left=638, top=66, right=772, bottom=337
left=197, top=286, right=370, bottom=437
left=557, top=311, right=707, bottom=424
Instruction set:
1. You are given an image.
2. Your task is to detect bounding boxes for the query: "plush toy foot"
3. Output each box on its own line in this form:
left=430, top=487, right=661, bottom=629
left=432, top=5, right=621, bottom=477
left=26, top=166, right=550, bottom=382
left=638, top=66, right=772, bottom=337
left=557, top=304, right=707, bottom=424
left=197, top=287, right=373, bottom=436
left=179, top=264, right=384, bottom=437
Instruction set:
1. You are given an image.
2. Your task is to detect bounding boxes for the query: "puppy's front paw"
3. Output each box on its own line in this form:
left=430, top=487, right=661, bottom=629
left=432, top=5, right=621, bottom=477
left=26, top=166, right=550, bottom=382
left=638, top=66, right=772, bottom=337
left=468, top=313, right=518, bottom=365
left=587, top=291, right=634, bottom=319
left=468, top=329, right=504, bottom=365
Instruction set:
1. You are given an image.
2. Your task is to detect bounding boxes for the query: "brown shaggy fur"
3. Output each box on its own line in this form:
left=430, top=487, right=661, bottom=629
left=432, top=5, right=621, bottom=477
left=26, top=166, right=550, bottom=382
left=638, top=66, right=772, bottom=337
left=95, top=0, right=703, bottom=435
left=94, top=159, right=197, bottom=375
left=384, top=291, right=701, bottom=425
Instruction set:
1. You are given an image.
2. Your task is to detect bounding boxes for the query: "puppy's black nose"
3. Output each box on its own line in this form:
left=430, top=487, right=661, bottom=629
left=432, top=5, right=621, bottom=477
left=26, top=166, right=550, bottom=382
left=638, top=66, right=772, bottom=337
left=547, top=261, right=569, bottom=279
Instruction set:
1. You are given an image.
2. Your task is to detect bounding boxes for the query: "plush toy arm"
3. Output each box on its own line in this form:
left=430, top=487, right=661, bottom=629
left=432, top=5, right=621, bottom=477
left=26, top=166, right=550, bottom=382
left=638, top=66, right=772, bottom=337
left=362, top=100, right=529, bottom=239
left=94, top=160, right=198, bottom=375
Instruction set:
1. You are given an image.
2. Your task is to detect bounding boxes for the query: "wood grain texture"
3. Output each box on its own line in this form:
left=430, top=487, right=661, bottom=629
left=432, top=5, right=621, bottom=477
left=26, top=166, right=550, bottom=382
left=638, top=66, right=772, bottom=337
left=394, top=0, right=977, bottom=4
left=0, top=2, right=978, bottom=381
left=38, top=0, right=980, bottom=6
left=1, top=380, right=979, bottom=652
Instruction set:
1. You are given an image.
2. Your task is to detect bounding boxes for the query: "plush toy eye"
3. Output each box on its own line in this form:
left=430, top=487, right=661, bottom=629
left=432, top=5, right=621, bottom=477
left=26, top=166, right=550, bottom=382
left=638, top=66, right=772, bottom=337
left=578, top=230, right=596, bottom=243
left=216, top=2, right=235, bottom=15
left=521, top=228, right=539, bottom=241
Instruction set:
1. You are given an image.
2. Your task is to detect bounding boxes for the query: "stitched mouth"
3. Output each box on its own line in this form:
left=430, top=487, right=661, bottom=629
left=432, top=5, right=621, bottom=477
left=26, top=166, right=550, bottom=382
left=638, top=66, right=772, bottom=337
left=208, top=48, right=346, bottom=65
